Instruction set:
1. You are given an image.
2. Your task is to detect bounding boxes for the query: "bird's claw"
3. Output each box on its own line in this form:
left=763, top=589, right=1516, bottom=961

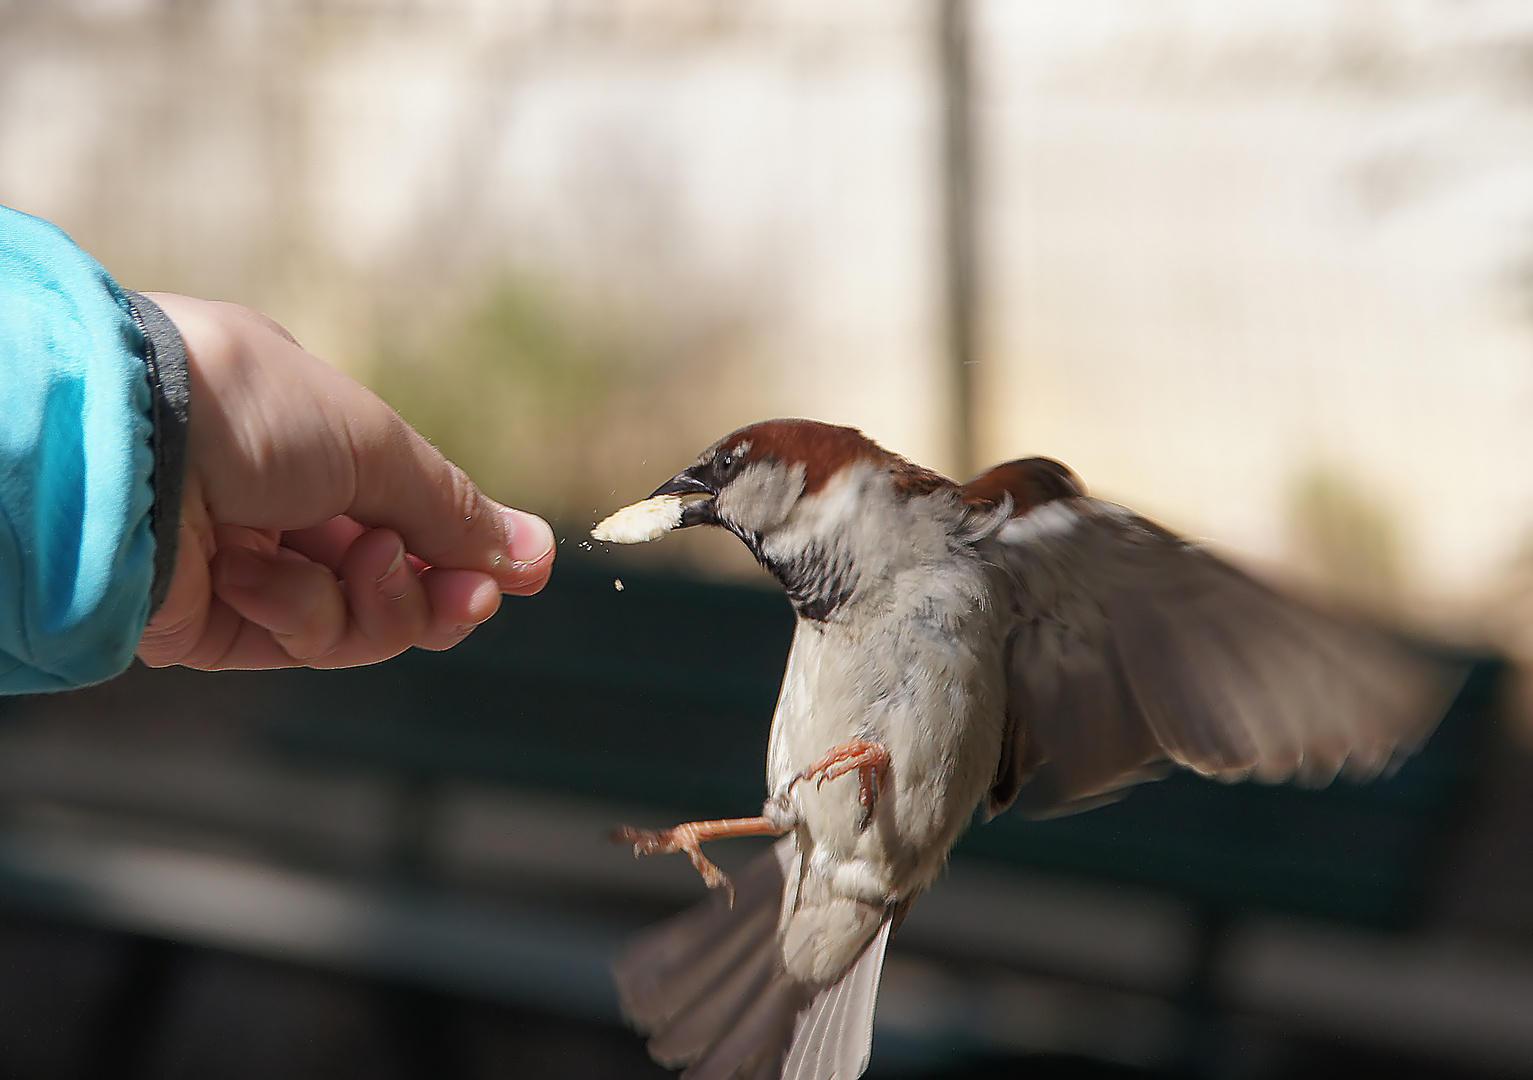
left=791, top=738, right=891, bottom=833
left=610, top=816, right=786, bottom=904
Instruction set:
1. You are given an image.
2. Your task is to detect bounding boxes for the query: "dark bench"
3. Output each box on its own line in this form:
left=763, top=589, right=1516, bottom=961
left=270, top=556, right=1492, bottom=934
left=0, top=556, right=1499, bottom=1077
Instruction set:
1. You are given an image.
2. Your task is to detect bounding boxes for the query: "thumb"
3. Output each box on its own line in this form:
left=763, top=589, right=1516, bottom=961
left=343, top=412, right=554, bottom=595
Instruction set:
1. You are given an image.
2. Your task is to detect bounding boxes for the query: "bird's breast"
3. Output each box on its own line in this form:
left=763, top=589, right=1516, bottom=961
left=765, top=585, right=1009, bottom=899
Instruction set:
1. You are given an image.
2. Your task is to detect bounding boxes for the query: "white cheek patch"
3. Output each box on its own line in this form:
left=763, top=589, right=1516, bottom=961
left=715, top=460, right=806, bottom=536
left=592, top=495, right=687, bottom=544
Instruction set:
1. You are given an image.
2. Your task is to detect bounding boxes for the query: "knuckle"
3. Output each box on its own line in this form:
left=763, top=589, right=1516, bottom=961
left=444, top=461, right=487, bottom=541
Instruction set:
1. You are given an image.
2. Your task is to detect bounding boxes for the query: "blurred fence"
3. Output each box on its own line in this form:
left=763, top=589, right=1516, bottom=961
left=5, top=1, right=1533, bottom=630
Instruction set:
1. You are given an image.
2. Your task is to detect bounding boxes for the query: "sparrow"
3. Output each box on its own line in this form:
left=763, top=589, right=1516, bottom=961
left=595, top=418, right=1456, bottom=1080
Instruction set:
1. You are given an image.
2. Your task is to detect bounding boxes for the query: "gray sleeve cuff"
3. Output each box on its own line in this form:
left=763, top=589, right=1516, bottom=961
left=122, top=291, right=190, bottom=616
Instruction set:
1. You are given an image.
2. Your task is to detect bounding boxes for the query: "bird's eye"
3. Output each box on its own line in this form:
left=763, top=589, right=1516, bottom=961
left=716, top=449, right=743, bottom=482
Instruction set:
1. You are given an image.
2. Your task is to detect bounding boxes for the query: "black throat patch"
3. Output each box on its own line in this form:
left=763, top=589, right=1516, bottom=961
left=761, top=537, right=857, bottom=622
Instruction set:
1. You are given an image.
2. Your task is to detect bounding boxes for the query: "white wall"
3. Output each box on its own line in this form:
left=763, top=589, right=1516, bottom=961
left=3, top=0, right=1532, bottom=624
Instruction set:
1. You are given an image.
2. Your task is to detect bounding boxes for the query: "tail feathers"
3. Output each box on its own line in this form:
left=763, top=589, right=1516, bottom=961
left=613, top=836, right=892, bottom=1080
left=647, top=929, right=802, bottom=1071
left=782, top=918, right=890, bottom=1080
left=615, top=837, right=793, bottom=1034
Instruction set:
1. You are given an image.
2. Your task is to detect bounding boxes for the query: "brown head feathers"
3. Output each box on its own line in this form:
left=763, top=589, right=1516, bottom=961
left=709, top=419, right=1081, bottom=518
left=709, top=419, right=936, bottom=497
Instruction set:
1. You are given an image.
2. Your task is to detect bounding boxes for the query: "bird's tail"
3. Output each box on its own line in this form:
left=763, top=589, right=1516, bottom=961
left=613, top=834, right=891, bottom=1080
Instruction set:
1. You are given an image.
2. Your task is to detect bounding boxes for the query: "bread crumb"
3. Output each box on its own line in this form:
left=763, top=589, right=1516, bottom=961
left=592, top=495, right=686, bottom=544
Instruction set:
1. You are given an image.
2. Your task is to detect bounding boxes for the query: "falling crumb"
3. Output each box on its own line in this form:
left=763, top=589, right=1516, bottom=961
left=592, top=494, right=687, bottom=544
left=614, top=578, right=624, bottom=592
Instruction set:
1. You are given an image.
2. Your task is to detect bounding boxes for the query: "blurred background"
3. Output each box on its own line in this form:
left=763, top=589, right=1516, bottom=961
left=3, top=0, right=1533, bottom=1077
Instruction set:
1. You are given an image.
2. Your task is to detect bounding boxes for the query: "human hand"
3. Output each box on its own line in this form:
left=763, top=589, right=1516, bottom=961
left=135, top=294, right=554, bottom=671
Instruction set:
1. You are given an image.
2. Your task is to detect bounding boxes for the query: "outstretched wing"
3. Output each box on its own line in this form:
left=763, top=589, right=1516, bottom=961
left=965, top=460, right=1461, bottom=818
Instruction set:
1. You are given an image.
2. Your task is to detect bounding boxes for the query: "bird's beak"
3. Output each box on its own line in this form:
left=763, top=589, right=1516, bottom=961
left=650, top=470, right=718, bottom=528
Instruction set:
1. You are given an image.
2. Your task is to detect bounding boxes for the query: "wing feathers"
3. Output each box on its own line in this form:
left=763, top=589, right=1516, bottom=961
left=988, top=494, right=1460, bottom=817
left=999, top=623, right=1167, bottom=816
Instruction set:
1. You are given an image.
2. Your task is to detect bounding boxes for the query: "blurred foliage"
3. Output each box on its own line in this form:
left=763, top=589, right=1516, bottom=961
left=372, top=276, right=621, bottom=524
left=366, top=275, right=765, bottom=587
left=1285, top=466, right=1402, bottom=614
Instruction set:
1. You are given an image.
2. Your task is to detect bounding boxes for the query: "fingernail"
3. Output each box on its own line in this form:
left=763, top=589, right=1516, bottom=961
left=502, top=509, right=555, bottom=569
left=374, top=537, right=411, bottom=600
left=221, top=548, right=269, bottom=590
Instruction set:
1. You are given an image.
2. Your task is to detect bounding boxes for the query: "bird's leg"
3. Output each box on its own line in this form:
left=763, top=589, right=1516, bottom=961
left=612, top=816, right=785, bottom=904
left=793, top=738, right=892, bottom=832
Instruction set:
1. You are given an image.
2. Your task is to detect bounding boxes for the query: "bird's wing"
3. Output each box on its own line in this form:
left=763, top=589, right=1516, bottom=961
left=968, top=481, right=1460, bottom=818
left=613, top=834, right=892, bottom=1080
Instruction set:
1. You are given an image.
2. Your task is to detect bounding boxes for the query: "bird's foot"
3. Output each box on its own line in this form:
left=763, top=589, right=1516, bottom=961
left=611, top=816, right=785, bottom=905
left=793, top=738, right=892, bottom=832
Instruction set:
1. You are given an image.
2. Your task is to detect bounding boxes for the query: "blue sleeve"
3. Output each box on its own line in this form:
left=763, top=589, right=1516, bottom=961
left=0, top=207, right=163, bottom=693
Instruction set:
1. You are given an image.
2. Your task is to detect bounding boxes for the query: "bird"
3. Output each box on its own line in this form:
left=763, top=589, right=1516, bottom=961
left=594, top=418, right=1458, bottom=1080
